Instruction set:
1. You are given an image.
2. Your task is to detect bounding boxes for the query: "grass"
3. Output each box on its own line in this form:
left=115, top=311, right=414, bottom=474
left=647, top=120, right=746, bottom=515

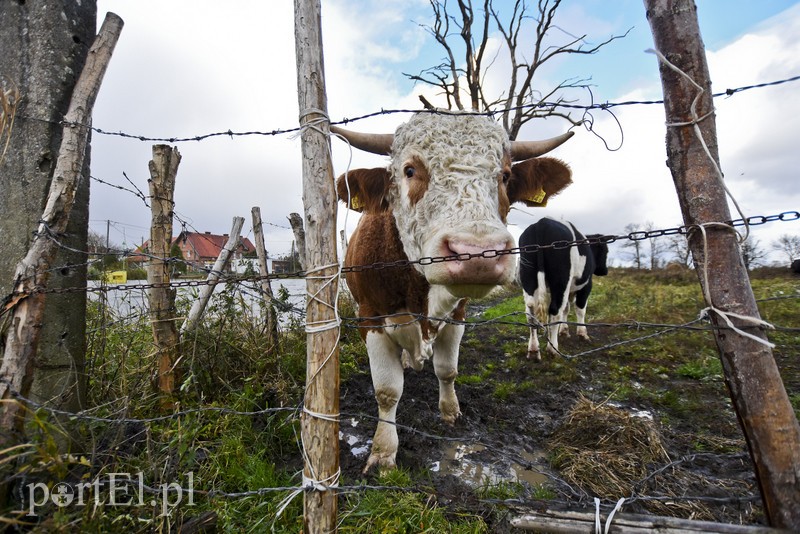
left=338, top=469, right=488, bottom=533
left=4, top=267, right=798, bottom=531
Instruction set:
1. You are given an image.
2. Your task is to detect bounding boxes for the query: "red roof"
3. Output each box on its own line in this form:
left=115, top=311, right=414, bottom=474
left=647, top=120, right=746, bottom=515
left=177, top=231, right=255, bottom=261
left=131, top=232, right=255, bottom=262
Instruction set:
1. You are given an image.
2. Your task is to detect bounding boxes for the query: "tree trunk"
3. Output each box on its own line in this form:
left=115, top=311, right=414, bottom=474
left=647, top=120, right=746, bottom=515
left=146, top=144, right=181, bottom=403
left=645, top=0, right=800, bottom=527
left=0, top=0, right=97, bottom=420
left=0, top=12, right=122, bottom=506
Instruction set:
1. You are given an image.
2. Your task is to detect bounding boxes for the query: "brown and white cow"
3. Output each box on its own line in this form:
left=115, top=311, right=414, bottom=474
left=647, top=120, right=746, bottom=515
left=333, top=112, right=573, bottom=472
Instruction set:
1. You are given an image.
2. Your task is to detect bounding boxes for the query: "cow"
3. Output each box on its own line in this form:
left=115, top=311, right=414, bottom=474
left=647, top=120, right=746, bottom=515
left=332, top=112, right=574, bottom=472
left=792, top=259, right=800, bottom=274
left=518, top=217, right=608, bottom=360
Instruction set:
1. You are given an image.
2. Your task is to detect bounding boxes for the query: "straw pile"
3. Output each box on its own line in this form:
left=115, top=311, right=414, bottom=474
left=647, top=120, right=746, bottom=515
left=547, top=395, right=748, bottom=519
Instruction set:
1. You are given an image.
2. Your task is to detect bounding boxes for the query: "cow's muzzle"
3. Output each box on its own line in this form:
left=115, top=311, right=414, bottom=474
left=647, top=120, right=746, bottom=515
left=424, top=233, right=515, bottom=295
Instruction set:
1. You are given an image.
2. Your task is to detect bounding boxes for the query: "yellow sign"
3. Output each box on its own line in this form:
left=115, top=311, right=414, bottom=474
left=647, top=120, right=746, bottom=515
left=103, top=271, right=127, bottom=284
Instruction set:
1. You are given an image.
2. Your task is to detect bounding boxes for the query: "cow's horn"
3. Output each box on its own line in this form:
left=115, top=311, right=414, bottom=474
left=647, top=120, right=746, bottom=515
left=330, top=125, right=394, bottom=155
left=511, top=131, right=574, bottom=161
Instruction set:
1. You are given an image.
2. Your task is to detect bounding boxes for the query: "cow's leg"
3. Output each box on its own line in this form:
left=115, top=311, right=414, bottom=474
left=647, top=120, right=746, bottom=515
left=387, top=315, right=430, bottom=371
left=546, top=283, right=570, bottom=356
left=559, top=299, right=571, bottom=338
left=432, top=322, right=464, bottom=424
left=523, top=291, right=541, bottom=360
left=364, top=330, right=404, bottom=473
left=574, top=280, right=593, bottom=341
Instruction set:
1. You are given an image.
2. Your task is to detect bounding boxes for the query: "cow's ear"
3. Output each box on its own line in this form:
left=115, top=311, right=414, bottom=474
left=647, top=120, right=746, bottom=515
left=336, top=168, right=391, bottom=212
left=506, top=157, right=572, bottom=207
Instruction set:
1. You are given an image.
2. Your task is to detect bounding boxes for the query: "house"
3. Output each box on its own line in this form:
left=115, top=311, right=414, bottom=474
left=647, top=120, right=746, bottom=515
left=174, top=231, right=256, bottom=272
left=131, top=231, right=257, bottom=274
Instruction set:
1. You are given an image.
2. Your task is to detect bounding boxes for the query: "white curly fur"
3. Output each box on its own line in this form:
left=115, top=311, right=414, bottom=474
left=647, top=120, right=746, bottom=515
left=387, top=113, right=512, bottom=275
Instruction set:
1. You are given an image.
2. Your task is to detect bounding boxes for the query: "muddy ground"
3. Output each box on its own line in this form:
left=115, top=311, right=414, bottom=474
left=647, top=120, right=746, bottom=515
left=336, top=293, right=797, bottom=531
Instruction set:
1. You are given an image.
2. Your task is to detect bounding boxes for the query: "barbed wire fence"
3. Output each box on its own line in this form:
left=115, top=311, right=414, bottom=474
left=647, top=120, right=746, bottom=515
left=2, top=72, right=800, bottom=529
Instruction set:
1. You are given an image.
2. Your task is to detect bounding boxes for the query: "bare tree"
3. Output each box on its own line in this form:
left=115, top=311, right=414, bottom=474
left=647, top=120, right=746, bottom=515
left=621, top=223, right=647, bottom=269
left=772, top=234, right=800, bottom=265
left=641, top=221, right=668, bottom=269
left=740, top=238, right=768, bottom=271
left=668, top=233, right=692, bottom=267
left=407, top=0, right=629, bottom=139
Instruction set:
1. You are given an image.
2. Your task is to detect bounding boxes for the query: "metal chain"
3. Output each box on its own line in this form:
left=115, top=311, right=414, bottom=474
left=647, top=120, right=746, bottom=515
left=3, top=211, right=798, bottom=301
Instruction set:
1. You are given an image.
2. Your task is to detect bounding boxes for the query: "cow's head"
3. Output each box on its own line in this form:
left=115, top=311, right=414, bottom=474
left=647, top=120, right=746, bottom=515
left=335, top=112, right=573, bottom=298
left=586, top=234, right=610, bottom=277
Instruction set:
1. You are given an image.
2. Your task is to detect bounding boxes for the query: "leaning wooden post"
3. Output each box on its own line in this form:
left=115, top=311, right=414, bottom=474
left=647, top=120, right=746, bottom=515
left=294, top=0, right=341, bottom=531
left=180, top=216, right=245, bottom=335
left=0, top=13, right=123, bottom=444
left=645, top=0, right=800, bottom=527
left=251, top=207, right=279, bottom=348
left=146, top=144, right=181, bottom=402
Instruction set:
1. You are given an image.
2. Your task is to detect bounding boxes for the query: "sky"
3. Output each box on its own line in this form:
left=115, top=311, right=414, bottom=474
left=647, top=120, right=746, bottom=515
left=90, top=0, right=800, bottom=266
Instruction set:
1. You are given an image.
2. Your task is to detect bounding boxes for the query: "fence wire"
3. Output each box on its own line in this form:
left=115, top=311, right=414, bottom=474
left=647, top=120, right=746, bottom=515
left=3, top=76, right=800, bottom=528
left=14, top=73, right=800, bottom=144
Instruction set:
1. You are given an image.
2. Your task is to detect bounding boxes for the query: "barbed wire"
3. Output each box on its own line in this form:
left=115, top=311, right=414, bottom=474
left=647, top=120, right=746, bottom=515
left=15, top=74, right=800, bottom=144
left=0, top=373, right=759, bottom=511
left=4, top=210, right=797, bottom=306
left=4, top=45, right=793, bottom=534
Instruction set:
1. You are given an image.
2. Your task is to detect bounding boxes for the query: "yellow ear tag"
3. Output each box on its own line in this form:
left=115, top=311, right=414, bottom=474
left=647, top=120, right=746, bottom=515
left=349, top=194, right=364, bottom=211
left=527, top=188, right=547, bottom=206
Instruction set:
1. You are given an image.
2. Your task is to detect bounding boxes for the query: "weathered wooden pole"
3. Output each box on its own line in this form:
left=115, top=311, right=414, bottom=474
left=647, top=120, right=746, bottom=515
left=0, top=12, right=123, bottom=443
left=181, top=216, right=245, bottom=335
left=644, top=0, right=800, bottom=527
left=251, top=207, right=279, bottom=348
left=294, top=0, right=341, bottom=531
left=288, top=212, right=307, bottom=271
left=146, top=144, right=181, bottom=402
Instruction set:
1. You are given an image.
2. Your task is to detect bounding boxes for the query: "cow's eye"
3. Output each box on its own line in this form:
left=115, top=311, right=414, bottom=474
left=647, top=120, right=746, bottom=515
left=404, top=166, right=416, bottom=179
left=501, top=170, right=511, bottom=185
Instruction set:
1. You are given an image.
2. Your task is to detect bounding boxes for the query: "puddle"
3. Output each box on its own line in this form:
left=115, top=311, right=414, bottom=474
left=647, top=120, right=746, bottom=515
left=431, top=442, right=549, bottom=487
left=340, top=418, right=552, bottom=487
left=340, top=419, right=371, bottom=458
left=608, top=402, right=654, bottom=420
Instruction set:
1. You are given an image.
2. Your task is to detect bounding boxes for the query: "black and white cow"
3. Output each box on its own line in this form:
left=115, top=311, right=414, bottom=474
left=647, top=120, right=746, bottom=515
left=518, top=217, right=608, bottom=360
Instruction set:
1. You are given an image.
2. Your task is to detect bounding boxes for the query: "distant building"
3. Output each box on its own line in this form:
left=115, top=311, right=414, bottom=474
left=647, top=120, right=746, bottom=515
left=131, top=231, right=257, bottom=273
left=174, top=231, right=256, bottom=272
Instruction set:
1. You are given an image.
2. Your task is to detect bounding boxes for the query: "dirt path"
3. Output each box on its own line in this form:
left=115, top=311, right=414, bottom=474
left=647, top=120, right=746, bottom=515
left=339, top=299, right=771, bottom=529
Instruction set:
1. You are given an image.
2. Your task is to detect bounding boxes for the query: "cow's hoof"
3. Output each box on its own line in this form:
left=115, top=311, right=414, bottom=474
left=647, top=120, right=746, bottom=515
left=578, top=333, right=591, bottom=341
left=527, top=350, right=541, bottom=361
left=440, top=401, right=461, bottom=425
left=363, top=451, right=396, bottom=474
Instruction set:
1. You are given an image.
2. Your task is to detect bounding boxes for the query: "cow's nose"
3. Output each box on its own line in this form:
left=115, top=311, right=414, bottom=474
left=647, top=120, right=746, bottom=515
left=441, top=235, right=514, bottom=283
left=445, top=239, right=508, bottom=258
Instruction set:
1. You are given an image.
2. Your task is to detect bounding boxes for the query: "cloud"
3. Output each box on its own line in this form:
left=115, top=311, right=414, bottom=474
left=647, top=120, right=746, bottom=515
left=90, top=2, right=799, bottom=267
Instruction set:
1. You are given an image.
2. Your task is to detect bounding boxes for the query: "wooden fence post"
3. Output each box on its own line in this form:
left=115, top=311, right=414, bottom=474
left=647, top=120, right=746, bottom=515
left=644, top=0, right=800, bottom=527
left=294, top=0, right=341, bottom=531
left=180, top=216, right=245, bottom=335
left=146, top=144, right=181, bottom=402
left=251, top=207, right=279, bottom=348
left=288, top=212, right=307, bottom=271
left=0, top=13, right=123, bottom=443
